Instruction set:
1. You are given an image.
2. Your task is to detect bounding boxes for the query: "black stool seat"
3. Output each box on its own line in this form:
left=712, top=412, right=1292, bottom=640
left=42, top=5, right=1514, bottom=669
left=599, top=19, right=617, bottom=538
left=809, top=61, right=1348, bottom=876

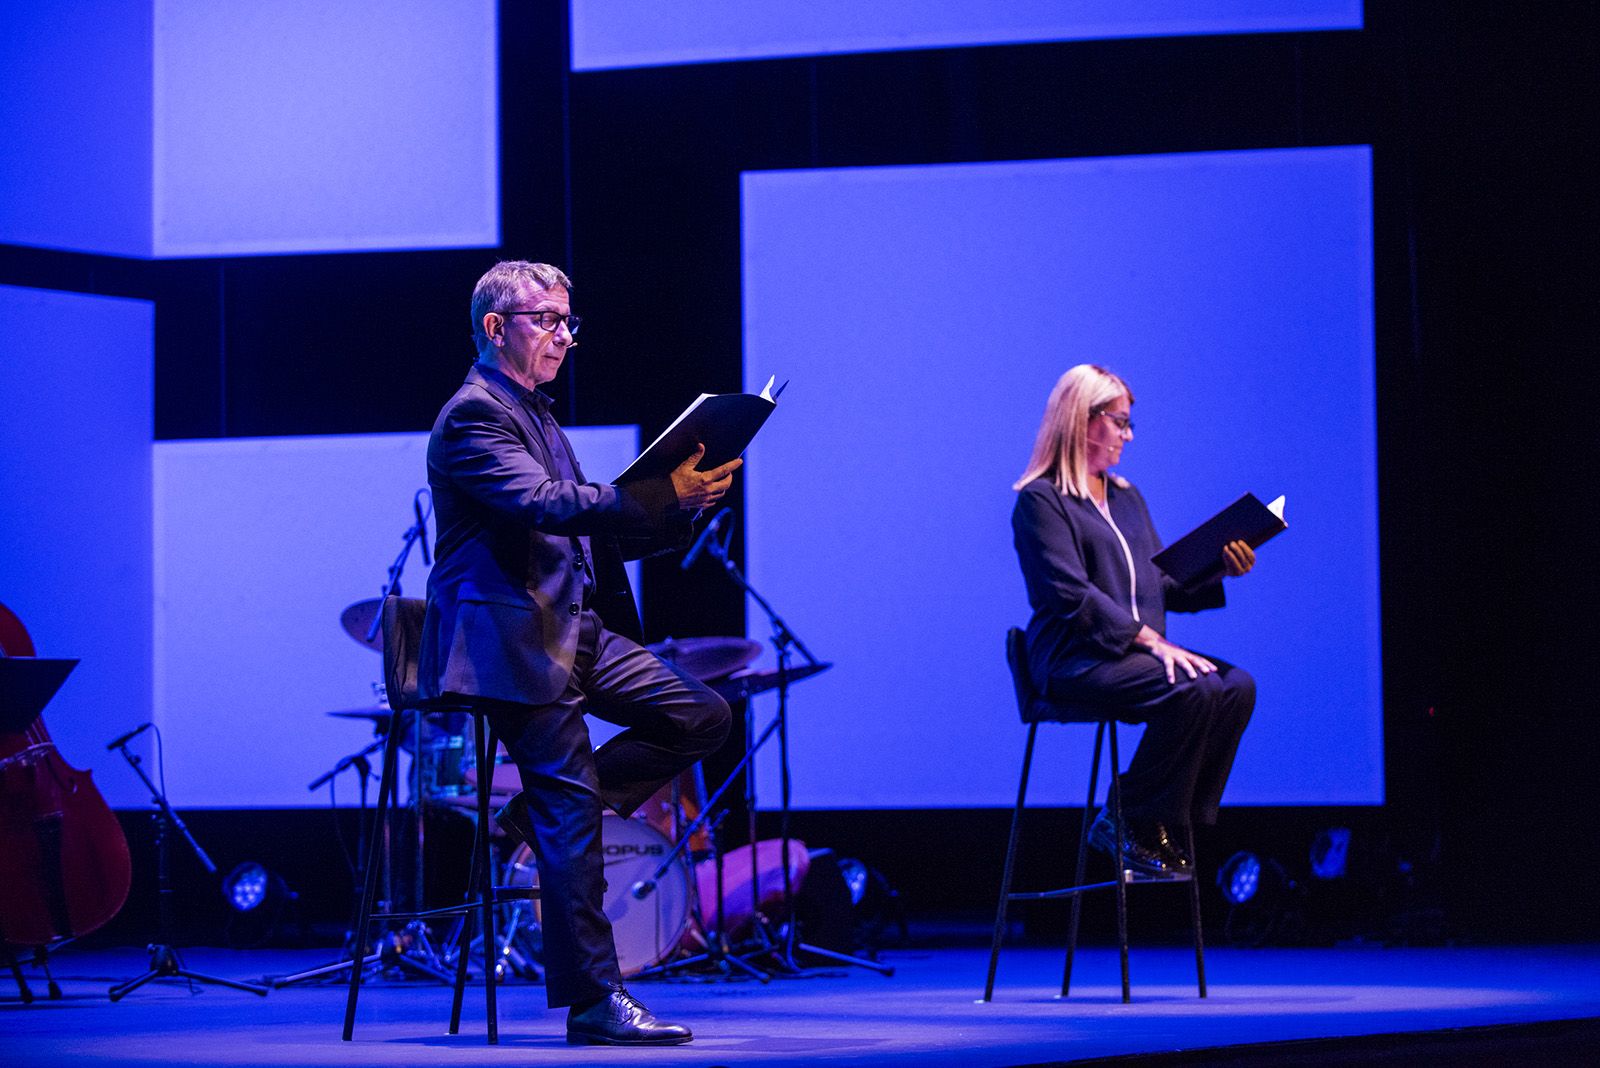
left=981, top=628, right=1206, bottom=1004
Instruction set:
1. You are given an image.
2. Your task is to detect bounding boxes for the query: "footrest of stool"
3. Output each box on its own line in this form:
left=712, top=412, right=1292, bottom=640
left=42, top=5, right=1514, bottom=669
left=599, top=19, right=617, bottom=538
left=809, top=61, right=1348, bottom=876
left=1009, top=869, right=1192, bottom=902
left=371, top=886, right=539, bottom=922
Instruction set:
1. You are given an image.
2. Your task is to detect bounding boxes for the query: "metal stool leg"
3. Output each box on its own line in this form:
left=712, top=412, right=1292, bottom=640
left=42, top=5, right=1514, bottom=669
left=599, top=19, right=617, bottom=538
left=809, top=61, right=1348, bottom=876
left=478, top=722, right=501, bottom=1043
left=1061, top=720, right=1105, bottom=998
left=982, top=722, right=1038, bottom=1002
left=448, top=878, right=473, bottom=1034
left=447, top=717, right=483, bottom=1035
left=343, top=720, right=403, bottom=1040
left=450, top=713, right=501, bottom=1041
left=1187, top=823, right=1207, bottom=997
left=1107, top=723, right=1130, bottom=1004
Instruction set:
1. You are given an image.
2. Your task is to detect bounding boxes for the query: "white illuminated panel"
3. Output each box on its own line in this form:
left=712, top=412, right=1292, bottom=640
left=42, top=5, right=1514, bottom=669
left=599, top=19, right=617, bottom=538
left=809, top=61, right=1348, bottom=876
left=742, top=147, right=1380, bottom=808
left=0, top=1, right=497, bottom=257
left=0, top=7, right=153, bottom=255
left=0, top=286, right=154, bottom=807
left=573, top=0, right=1362, bottom=70
left=153, top=427, right=638, bottom=808
left=153, top=0, right=499, bottom=256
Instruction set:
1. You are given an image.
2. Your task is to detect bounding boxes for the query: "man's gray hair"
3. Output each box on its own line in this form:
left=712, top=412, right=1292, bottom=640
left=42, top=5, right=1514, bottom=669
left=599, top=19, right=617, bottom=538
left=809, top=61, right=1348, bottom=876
left=470, top=260, right=573, bottom=357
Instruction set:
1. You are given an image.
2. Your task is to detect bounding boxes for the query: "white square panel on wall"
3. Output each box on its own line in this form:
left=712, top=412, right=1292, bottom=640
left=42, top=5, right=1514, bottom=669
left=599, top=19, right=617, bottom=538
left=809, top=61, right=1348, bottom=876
left=0, top=5, right=154, bottom=256
left=741, top=147, right=1380, bottom=809
left=0, top=1, right=498, bottom=257
left=152, top=427, right=638, bottom=808
left=0, top=285, right=155, bottom=808
left=153, top=0, right=499, bottom=256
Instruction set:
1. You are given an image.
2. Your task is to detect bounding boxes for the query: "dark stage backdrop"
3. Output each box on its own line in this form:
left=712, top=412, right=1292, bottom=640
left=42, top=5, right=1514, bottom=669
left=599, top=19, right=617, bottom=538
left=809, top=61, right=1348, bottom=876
left=2, top=1, right=1596, bottom=939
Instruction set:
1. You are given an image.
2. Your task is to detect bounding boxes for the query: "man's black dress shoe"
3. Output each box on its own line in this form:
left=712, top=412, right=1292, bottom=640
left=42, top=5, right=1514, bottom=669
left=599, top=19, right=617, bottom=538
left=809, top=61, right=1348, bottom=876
left=567, top=988, right=692, bottom=1046
left=1088, top=808, right=1175, bottom=877
left=1150, top=822, right=1193, bottom=873
left=493, top=791, right=533, bottom=850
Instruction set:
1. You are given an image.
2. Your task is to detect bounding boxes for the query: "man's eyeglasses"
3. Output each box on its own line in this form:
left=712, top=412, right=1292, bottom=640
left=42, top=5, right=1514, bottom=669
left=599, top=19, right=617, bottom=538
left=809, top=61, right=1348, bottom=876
left=1093, top=410, right=1134, bottom=433
left=503, top=309, right=581, bottom=335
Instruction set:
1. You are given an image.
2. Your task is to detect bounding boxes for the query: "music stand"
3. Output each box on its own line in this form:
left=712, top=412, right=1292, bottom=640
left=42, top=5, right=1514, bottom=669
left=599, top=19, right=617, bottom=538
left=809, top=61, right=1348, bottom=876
left=0, top=657, right=78, bottom=733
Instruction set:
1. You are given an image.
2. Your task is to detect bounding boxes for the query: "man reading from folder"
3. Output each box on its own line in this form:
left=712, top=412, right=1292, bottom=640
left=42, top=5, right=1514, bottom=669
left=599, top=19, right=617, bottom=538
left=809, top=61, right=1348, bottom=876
left=420, top=260, right=736, bottom=1046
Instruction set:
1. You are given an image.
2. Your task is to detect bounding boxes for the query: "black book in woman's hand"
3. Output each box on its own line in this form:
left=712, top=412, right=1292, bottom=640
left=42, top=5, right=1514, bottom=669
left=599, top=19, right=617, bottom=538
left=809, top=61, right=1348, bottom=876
left=1152, top=493, right=1286, bottom=588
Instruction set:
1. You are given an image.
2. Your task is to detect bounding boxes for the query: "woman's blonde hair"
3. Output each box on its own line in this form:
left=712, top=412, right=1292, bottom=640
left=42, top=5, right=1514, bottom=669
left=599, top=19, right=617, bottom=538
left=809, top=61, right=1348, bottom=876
left=1013, top=364, right=1133, bottom=498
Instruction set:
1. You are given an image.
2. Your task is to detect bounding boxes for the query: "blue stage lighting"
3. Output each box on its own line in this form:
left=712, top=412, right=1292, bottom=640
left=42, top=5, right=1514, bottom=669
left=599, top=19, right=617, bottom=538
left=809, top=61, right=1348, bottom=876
left=1310, top=828, right=1352, bottom=880
left=1218, top=852, right=1263, bottom=905
left=223, top=862, right=270, bottom=913
left=837, top=856, right=869, bottom=906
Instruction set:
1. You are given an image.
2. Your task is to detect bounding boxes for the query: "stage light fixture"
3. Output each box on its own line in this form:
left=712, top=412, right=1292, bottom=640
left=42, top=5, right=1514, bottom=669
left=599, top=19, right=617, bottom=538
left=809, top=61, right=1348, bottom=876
left=1310, top=827, right=1352, bottom=880
left=1218, top=851, right=1307, bottom=946
left=223, top=862, right=271, bottom=912
left=221, top=861, right=301, bottom=948
left=837, top=856, right=869, bottom=906
left=1218, top=851, right=1263, bottom=905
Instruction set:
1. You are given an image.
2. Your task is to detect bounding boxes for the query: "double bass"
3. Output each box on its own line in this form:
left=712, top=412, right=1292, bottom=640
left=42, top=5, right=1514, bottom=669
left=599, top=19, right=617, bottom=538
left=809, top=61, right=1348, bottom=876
left=0, top=600, right=132, bottom=947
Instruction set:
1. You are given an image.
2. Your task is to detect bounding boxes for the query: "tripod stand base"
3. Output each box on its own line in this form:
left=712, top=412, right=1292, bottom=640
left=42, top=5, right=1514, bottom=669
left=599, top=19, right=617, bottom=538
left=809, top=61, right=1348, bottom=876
left=631, top=932, right=772, bottom=984
left=271, top=927, right=456, bottom=988
left=781, top=940, right=895, bottom=977
left=740, top=921, right=895, bottom=978
left=109, top=944, right=270, bottom=1001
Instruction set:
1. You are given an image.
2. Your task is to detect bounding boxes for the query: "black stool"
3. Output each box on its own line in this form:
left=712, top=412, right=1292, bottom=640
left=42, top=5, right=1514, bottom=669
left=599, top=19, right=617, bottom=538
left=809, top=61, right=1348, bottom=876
left=343, top=596, right=535, bottom=1044
left=982, top=628, right=1205, bottom=1004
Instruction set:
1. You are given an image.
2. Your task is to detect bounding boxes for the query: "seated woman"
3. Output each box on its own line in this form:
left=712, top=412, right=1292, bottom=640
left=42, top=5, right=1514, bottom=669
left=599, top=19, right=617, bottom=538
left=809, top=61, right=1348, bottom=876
left=1012, top=364, right=1257, bottom=876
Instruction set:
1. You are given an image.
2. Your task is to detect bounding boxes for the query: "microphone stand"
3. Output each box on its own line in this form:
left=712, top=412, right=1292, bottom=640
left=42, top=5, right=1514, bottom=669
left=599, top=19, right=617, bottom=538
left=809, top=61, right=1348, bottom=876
left=365, top=490, right=432, bottom=937
left=627, top=751, right=772, bottom=982
left=701, top=530, right=892, bottom=977
left=108, top=735, right=269, bottom=1000
left=362, top=489, right=433, bottom=645
left=629, top=805, right=770, bottom=983
left=271, top=739, right=388, bottom=987
left=275, top=493, right=454, bottom=987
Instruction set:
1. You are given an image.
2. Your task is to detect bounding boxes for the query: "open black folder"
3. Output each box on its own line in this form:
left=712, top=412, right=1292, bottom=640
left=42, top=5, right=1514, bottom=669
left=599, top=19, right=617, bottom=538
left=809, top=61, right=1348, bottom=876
left=615, top=375, right=783, bottom=484
left=1152, top=493, right=1287, bottom=588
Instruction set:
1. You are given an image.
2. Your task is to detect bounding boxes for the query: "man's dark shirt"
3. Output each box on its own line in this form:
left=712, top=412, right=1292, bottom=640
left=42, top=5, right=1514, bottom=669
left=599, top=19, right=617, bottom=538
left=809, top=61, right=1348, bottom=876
left=473, top=363, right=595, bottom=604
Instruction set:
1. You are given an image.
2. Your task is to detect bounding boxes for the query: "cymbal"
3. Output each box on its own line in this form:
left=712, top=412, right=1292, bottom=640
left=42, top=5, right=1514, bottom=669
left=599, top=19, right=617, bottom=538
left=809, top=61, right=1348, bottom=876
left=646, top=636, right=763, bottom=682
left=711, top=661, right=832, bottom=703
left=326, top=707, right=393, bottom=722
left=340, top=599, right=384, bottom=652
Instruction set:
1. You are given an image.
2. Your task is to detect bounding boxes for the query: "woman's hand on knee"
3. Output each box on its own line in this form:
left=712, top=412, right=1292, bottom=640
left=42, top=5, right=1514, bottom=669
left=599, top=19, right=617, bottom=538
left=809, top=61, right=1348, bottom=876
left=1136, top=627, right=1217, bottom=684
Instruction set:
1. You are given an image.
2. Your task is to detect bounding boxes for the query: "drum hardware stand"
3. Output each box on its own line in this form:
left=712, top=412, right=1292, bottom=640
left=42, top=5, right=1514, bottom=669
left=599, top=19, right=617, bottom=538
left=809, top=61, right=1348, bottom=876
left=274, top=739, right=381, bottom=987
left=107, top=732, right=269, bottom=1000
left=273, top=726, right=453, bottom=988
left=630, top=803, right=770, bottom=983
left=443, top=853, right=542, bottom=983
left=687, top=520, right=893, bottom=978
left=470, top=900, right=542, bottom=982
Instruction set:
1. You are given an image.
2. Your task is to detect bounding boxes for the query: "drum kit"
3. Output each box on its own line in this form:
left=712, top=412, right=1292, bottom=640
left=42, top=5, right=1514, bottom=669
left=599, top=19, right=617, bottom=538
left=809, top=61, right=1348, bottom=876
left=318, top=598, right=830, bottom=981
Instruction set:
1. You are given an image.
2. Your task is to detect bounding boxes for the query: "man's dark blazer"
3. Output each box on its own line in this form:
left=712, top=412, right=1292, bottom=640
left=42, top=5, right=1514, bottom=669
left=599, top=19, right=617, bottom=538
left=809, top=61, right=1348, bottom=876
left=419, top=364, right=690, bottom=707
left=1012, top=476, right=1224, bottom=688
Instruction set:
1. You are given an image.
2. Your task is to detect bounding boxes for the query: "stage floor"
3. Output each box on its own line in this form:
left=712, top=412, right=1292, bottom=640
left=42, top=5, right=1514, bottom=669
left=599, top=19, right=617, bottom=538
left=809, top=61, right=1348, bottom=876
left=7, top=943, right=1599, bottom=1065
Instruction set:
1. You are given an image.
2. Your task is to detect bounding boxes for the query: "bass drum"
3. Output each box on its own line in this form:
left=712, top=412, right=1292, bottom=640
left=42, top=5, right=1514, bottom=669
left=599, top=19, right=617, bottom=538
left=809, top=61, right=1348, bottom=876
left=502, top=814, right=692, bottom=977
